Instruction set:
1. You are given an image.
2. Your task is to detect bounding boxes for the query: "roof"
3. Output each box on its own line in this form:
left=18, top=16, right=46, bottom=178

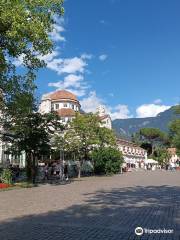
left=99, top=114, right=111, bottom=121
left=117, top=138, right=146, bottom=151
left=57, top=108, right=76, bottom=117
left=50, top=90, right=78, bottom=102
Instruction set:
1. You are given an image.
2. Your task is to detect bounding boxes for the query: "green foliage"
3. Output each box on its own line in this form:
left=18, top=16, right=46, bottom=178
left=64, top=113, right=117, bottom=161
left=0, top=0, right=64, bottom=72
left=153, top=148, right=171, bottom=166
left=173, top=104, right=180, bottom=114
left=138, top=127, right=169, bottom=154
left=7, top=112, right=63, bottom=182
left=169, top=119, right=180, bottom=156
left=96, top=127, right=117, bottom=148
left=64, top=113, right=101, bottom=161
left=92, top=147, right=124, bottom=175
left=1, top=168, right=13, bottom=184
left=139, top=128, right=166, bottom=141
left=0, top=0, right=64, bottom=117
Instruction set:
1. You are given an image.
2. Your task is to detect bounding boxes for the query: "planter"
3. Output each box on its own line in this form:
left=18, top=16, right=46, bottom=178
left=0, top=183, right=11, bottom=189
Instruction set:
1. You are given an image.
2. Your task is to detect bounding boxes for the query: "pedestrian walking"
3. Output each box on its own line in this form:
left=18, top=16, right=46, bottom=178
left=43, top=163, right=49, bottom=181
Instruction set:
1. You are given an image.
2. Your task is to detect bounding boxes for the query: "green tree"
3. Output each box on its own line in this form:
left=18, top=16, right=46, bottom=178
left=169, top=119, right=180, bottom=156
left=139, top=128, right=168, bottom=154
left=63, top=113, right=118, bottom=177
left=173, top=104, right=180, bottom=114
left=92, top=147, right=124, bottom=175
left=96, top=127, right=117, bottom=148
left=7, top=112, right=63, bottom=183
left=0, top=0, right=64, bottom=81
left=0, top=0, right=64, bottom=120
left=153, top=148, right=171, bottom=167
left=0, top=1, right=64, bottom=182
left=64, top=113, right=100, bottom=177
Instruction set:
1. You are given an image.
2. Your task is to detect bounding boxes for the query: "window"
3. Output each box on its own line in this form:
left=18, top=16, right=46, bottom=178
left=55, top=104, right=59, bottom=110
left=63, top=103, right=67, bottom=107
left=72, top=104, right=75, bottom=109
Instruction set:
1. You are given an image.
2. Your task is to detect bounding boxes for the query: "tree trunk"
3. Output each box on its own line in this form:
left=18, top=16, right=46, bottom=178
left=26, top=152, right=32, bottom=182
left=77, top=160, right=81, bottom=178
left=32, top=153, right=36, bottom=184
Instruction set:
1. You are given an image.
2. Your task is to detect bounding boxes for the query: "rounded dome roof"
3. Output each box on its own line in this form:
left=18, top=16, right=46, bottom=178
left=50, top=90, right=78, bottom=101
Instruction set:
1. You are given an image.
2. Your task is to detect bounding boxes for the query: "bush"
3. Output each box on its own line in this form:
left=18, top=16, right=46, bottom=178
left=92, top=147, right=124, bottom=175
left=0, top=168, right=13, bottom=184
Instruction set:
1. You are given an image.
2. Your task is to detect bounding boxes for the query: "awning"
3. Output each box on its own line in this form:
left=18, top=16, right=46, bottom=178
left=145, top=159, right=158, bottom=164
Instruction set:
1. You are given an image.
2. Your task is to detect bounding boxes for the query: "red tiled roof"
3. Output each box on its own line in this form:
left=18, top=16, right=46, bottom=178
left=50, top=90, right=78, bottom=101
left=57, top=108, right=76, bottom=117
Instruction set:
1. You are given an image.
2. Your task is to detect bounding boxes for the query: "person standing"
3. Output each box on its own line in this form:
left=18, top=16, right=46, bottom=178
left=64, top=162, right=68, bottom=181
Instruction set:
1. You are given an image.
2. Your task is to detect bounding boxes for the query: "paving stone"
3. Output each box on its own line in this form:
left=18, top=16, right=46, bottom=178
left=0, top=170, right=179, bottom=239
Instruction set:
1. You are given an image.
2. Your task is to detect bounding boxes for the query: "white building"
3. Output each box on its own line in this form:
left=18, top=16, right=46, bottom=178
left=39, top=90, right=81, bottom=124
left=117, top=138, right=147, bottom=169
left=96, top=105, right=112, bottom=129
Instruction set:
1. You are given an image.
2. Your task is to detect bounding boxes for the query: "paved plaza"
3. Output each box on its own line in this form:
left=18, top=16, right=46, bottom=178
left=0, top=170, right=179, bottom=240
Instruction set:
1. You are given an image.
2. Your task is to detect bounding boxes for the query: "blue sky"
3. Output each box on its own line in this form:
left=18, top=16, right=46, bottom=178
left=18, top=0, right=180, bottom=119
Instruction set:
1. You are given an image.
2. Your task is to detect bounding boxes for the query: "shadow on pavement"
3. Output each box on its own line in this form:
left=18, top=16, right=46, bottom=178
left=0, top=185, right=179, bottom=240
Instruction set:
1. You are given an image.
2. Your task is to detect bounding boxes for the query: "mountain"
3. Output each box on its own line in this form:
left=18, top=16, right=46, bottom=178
left=112, top=107, right=180, bottom=138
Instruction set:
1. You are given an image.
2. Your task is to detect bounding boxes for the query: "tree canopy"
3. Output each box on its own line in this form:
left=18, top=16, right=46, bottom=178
left=169, top=119, right=180, bottom=156
left=92, top=147, right=124, bottom=175
left=7, top=112, right=63, bottom=182
left=0, top=0, right=64, bottom=115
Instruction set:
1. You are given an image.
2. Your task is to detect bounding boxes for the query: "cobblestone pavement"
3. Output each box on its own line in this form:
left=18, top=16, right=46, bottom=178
left=0, top=170, right=180, bottom=240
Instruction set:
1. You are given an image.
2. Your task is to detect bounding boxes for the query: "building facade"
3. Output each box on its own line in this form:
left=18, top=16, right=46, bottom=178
left=117, top=138, right=147, bottom=168
left=39, top=90, right=81, bottom=124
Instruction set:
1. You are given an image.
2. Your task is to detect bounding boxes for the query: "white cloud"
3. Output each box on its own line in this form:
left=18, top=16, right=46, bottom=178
left=80, top=92, right=132, bottom=120
left=66, top=88, right=87, bottom=97
left=49, top=74, right=84, bottom=89
left=49, top=23, right=65, bottom=42
left=108, top=105, right=133, bottom=120
left=59, top=57, right=87, bottom=74
left=43, top=56, right=87, bottom=75
left=136, top=104, right=171, bottom=118
left=13, top=49, right=61, bottom=68
left=81, top=53, right=93, bottom=60
left=46, top=53, right=93, bottom=97
left=48, top=73, right=89, bottom=97
left=38, top=50, right=60, bottom=62
left=99, top=54, right=108, bottom=61
left=13, top=54, right=25, bottom=67
left=80, top=91, right=104, bottom=113
left=49, top=17, right=65, bottom=42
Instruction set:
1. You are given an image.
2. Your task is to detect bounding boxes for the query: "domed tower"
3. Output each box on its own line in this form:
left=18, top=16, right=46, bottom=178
left=96, top=105, right=106, bottom=117
left=96, top=105, right=112, bottom=129
left=39, top=90, right=81, bottom=123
